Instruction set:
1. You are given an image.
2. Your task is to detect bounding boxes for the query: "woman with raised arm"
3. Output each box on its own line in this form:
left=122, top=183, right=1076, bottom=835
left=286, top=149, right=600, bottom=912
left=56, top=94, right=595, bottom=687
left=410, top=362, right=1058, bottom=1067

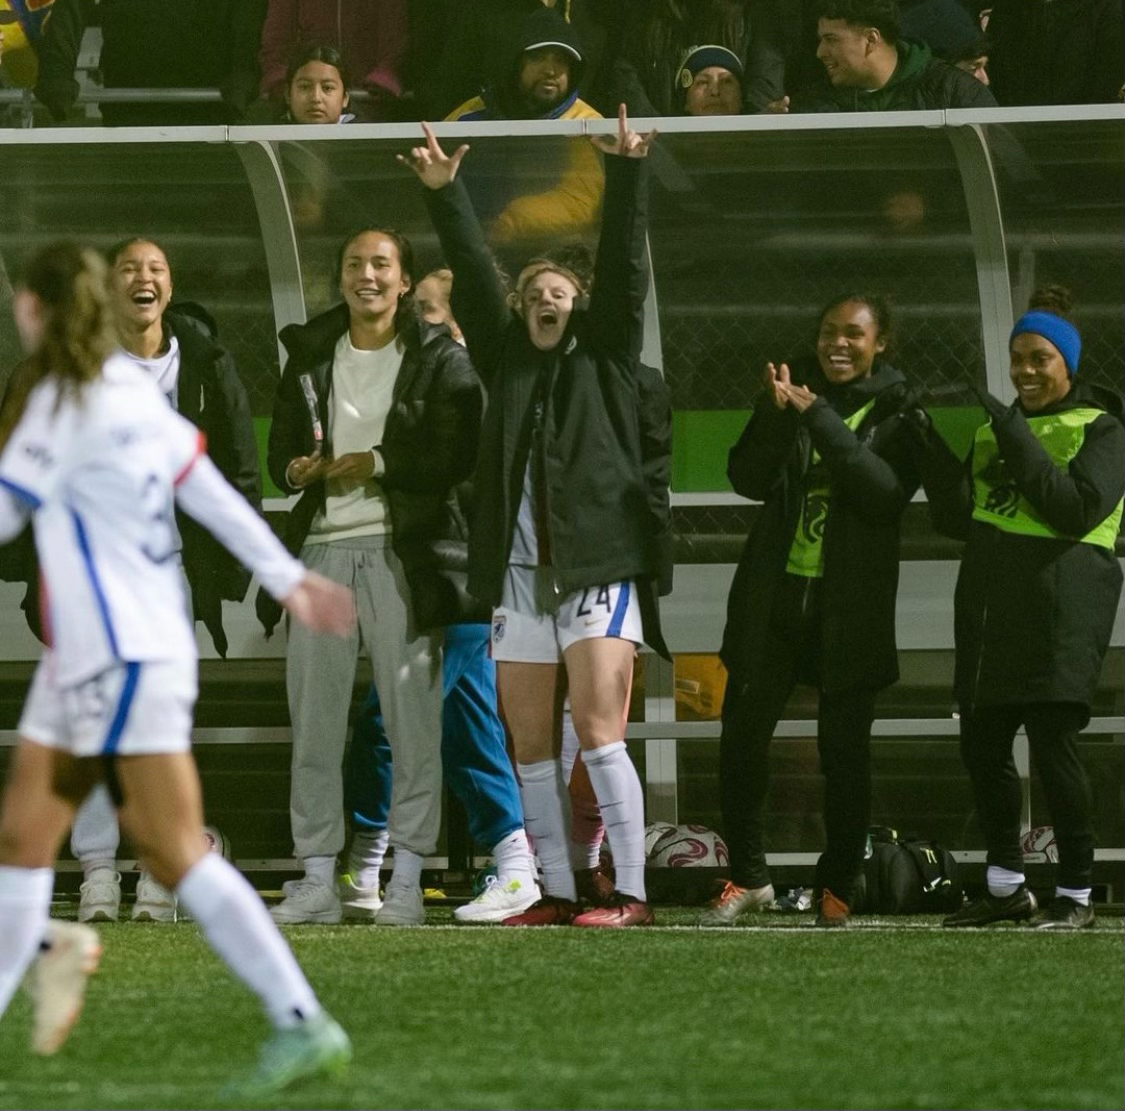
left=400, top=107, right=666, bottom=927
left=0, top=242, right=354, bottom=1097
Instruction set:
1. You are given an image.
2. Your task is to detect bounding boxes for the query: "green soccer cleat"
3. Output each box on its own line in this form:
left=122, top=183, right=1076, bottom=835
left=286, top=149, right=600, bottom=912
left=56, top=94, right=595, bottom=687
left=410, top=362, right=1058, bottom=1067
left=221, top=1010, right=352, bottom=1100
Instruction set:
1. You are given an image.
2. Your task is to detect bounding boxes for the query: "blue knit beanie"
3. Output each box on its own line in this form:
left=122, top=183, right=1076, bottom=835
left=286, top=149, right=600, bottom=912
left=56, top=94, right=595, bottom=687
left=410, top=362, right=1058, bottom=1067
left=1010, top=311, right=1081, bottom=376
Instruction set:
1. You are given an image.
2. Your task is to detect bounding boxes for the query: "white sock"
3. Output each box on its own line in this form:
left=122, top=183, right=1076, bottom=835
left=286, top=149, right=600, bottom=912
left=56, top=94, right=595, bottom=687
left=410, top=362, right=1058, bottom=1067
left=491, top=829, right=536, bottom=888
left=582, top=741, right=647, bottom=901
left=569, top=789, right=605, bottom=871
left=0, top=867, right=54, bottom=1017
left=177, top=854, right=320, bottom=1030
left=560, top=707, right=579, bottom=784
left=1057, top=885, right=1092, bottom=906
left=349, top=829, right=389, bottom=889
left=302, top=855, right=336, bottom=887
left=517, top=759, right=576, bottom=901
left=388, top=847, right=423, bottom=890
left=82, top=859, right=118, bottom=881
left=986, top=865, right=1025, bottom=897
left=71, top=785, right=120, bottom=865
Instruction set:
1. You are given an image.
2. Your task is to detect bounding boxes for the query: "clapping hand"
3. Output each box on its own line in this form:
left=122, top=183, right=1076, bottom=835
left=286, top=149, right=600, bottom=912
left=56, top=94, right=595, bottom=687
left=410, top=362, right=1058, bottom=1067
left=398, top=121, right=470, bottom=190
left=763, top=362, right=818, bottom=412
left=590, top=104, right=657, bottom=159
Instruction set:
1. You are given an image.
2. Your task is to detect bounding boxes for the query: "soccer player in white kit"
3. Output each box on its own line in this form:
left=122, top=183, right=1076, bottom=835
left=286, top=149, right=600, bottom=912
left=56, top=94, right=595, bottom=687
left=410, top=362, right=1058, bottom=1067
left=0, top=242, right=354, bottom=1097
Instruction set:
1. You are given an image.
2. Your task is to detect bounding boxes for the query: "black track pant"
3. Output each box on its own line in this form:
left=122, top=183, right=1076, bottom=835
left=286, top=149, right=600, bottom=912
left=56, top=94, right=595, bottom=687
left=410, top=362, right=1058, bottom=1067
left=959, top=702, right=1094, bottom=889
left=719, top=574, right=877, bottom=904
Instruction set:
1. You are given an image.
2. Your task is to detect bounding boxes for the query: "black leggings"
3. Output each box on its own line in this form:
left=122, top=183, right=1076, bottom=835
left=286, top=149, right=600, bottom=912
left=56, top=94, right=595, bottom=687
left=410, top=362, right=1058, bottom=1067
left=960, top=702, right=1094, bottom=890
left=719, top=575, right=877, bottom=903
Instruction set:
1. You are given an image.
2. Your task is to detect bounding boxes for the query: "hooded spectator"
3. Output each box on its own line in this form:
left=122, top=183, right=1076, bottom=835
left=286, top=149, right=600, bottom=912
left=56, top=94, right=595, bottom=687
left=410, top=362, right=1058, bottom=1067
left=901, top=0, right=991, bottom=85
left=676, top=43, right=745, bottom=114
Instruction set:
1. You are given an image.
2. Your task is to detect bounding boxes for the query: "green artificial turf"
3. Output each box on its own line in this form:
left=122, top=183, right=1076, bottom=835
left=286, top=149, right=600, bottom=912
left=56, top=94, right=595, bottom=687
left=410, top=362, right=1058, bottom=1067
left=2, top=910, right=1122, bottom=1111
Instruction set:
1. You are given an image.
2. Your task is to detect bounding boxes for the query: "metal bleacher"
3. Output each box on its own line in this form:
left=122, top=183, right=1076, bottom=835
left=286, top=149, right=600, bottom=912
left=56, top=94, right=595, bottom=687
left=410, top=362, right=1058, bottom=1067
left=0, top=104, right=1121, bottom=891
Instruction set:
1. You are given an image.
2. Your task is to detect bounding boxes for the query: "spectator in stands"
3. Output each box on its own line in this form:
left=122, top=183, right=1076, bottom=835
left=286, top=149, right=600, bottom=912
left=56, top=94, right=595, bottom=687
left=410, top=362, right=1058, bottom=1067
left=774, top=0, right=996, bottom=112
left=710, top=293, right=920, bottom=928
left=676, top=44, right=746, bottom=115
left=912, top=286, right=1123, bottom=930
left=408, top=0, right=614, bottom=122
left=257, top=0, right=406, bottom=122
left=609, top=0, right=753, bottom=117
left=281, top=45, right=353, bottom=124
left=33, top=0, right=267, bottom=126
left=444, top=6, right=604, bottom=256
left=401, top=108, right=667, bottom=928
left=0, top=1, right=54, bottom=90
left=742, top=0, right=820, bottom=112
left=901, top=0, right=991, bottom=86
left=983, top=0, right=1123, bottom=106
left=262, top=227, right=482, bottom=927
left=340, top=268, right=540, bottom=926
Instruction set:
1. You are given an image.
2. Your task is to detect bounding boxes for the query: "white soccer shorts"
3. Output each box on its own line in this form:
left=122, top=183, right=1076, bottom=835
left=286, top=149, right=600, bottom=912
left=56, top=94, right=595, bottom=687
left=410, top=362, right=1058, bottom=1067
left=489, top=565, right=643, bottom=663
left=20, top=653, right=197, bottom=757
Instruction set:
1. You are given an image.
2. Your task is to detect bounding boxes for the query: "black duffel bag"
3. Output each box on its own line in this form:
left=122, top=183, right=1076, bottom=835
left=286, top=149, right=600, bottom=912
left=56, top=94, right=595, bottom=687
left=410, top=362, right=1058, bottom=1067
left=853, top=826, right=963, bottom=914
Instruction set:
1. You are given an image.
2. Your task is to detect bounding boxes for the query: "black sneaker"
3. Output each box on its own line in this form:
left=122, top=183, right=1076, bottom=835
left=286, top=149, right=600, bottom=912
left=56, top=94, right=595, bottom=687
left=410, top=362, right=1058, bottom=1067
left=943, top=886, right=1037, bottom=927
left=1034, top=896, right=1095, bottom=931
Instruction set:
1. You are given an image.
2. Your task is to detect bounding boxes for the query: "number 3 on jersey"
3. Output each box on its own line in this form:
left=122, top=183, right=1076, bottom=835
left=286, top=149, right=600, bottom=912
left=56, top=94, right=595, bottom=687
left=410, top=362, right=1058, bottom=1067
left=140, top=472, right=176, bottom=563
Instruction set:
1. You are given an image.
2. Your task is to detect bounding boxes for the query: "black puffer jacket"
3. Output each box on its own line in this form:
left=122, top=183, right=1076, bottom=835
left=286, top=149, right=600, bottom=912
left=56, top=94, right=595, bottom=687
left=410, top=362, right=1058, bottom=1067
left=720, top=356, right=920, bottom=691
left=167, top=305, right=262, bottom=657
left=259, top=304, right=484, bottom=634
left=424, top=156, right=669, bottom=657
left=919, top=383, right=1124, bottom=714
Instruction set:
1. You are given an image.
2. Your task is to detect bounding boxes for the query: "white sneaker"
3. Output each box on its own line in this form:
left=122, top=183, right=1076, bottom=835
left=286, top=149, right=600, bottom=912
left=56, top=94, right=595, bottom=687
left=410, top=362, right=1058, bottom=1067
left=375, top=882, right=424, bottom=926
left=25, top=921, right=102, bottom=1055
left=132, top=872, right=178, bottom=922
left=454, top=875, right=541, bottom=923
left=270, top=878, right=341, bottom=924
left=77, top=872, right=121, bottom=923
left=339, top=875, right=382, bottom=920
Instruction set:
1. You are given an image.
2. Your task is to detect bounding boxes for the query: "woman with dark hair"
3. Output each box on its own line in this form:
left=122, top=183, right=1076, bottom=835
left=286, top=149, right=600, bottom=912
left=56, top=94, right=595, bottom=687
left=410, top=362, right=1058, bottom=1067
left=283, top=45, right=354, bottom=124
left=709, top=293, right=920, bottom=927
left=264, top=224, right=485, bottom=927
left=401, top=108, right=665, bottom=928
left=916, top=286, right=1123, bottom=930
left=0, top=241, right=353, bottom=1095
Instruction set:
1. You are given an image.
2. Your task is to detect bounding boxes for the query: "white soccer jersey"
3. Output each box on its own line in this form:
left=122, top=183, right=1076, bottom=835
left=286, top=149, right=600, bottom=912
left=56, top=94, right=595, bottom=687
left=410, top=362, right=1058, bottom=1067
left=0, top=354, right=302, bottom=687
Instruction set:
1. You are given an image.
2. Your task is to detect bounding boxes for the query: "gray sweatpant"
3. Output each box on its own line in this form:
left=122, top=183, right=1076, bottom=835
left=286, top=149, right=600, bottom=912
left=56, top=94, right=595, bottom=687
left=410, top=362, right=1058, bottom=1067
left=287, top=536, right=443, bottom=860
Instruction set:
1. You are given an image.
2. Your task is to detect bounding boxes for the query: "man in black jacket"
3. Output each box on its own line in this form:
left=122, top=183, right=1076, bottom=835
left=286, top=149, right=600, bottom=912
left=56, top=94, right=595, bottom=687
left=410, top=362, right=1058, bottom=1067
left=784, top=0, right=997, bottom=111
left=68, top=236, right=262, bottom=925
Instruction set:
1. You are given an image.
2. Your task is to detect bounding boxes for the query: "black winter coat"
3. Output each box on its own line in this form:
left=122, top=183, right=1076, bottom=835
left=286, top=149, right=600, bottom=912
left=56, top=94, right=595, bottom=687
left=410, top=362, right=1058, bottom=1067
left=259, top=304, right=484, bottom=635
left=720, top=357, right=920, bottom=692
left=918, top=383, right=1124, bottom=714
left=423, top=155, right=669, bottom=657
left=167, top=305, right=262, bottom=657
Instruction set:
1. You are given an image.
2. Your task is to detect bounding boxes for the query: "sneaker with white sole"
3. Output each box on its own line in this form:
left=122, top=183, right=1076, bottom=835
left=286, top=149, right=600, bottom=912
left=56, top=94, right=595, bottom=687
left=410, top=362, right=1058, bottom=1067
left=220, top=1010, right=352, bottom=1099
left=454, top=876, right=541, bottom=923
left=77, top=872, right=121, bottom=923
left=339, top=875, right=383, bottom=920
left=270, top=878, right=342, bottom=924
left=698, top=881, right=775, bottom=926
left=132, top=872, right=177, bottom=922
left=374, top=882, right=424, bottom=926
left=25, top=921, right=102, bottom=1055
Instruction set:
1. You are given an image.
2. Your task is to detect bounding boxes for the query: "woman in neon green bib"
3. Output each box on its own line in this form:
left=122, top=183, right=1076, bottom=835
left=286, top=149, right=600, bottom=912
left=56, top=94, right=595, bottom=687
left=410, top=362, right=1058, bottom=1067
left=711, top=293, right=922, bottom=929
left=919, top=285, right=1124, bottom=931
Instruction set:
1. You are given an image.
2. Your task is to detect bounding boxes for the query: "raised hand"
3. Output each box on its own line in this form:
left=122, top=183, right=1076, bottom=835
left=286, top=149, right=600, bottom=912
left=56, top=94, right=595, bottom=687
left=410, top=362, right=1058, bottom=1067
left=764, top=362, right=791, bottom=410
left=590, top=104, right=657, bottom=159
left=397, top=121, right=470, bottom=190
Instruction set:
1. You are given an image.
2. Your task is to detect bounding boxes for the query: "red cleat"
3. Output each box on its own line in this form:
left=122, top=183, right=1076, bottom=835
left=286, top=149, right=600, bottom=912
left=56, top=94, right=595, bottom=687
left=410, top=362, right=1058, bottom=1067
left=572, top=891, right=654, bottom=928
left=501, top=895, right=581, bottom=926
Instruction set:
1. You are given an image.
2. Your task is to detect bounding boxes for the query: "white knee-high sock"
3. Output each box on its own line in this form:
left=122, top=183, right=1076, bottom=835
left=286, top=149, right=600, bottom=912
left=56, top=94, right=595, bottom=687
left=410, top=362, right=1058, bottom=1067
left=491, top=828, right=536, bottom=887
left=517, top=759, right=576, bottom=901
left=348, top=828, right=390, bottom=890
left=582, top=741, right=646, bottom=901
left=176, top=854, right=319, bottom=1029
left=71, top=785, right=120, bottom=875
left=0, top=867, right=53, bottom=1016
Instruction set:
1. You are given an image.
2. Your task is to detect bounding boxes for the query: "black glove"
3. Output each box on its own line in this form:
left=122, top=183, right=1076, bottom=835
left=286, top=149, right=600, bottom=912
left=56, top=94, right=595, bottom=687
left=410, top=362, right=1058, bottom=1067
left=970, top=381, right=1010, bottom=423
left=34, top=77, right=79, bottom=122
left=899, top=406, right=934, bottom=439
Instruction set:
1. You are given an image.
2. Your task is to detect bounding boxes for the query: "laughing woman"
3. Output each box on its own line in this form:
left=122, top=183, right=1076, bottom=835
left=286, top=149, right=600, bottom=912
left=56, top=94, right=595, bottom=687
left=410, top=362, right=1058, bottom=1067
left=917, top=286, right=1124, bottom=930
left=710, top=292, right=920, bottom=928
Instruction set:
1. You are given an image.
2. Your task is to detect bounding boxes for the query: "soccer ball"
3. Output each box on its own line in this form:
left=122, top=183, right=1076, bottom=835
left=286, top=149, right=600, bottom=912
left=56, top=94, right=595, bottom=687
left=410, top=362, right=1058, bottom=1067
left=644, top=821, right=678, bottom=859
left=1020, top=825, right=1058, bottom=864
left=202, top=825, right=233, bottom=861
left=649, top=824, right=730, bottom=868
